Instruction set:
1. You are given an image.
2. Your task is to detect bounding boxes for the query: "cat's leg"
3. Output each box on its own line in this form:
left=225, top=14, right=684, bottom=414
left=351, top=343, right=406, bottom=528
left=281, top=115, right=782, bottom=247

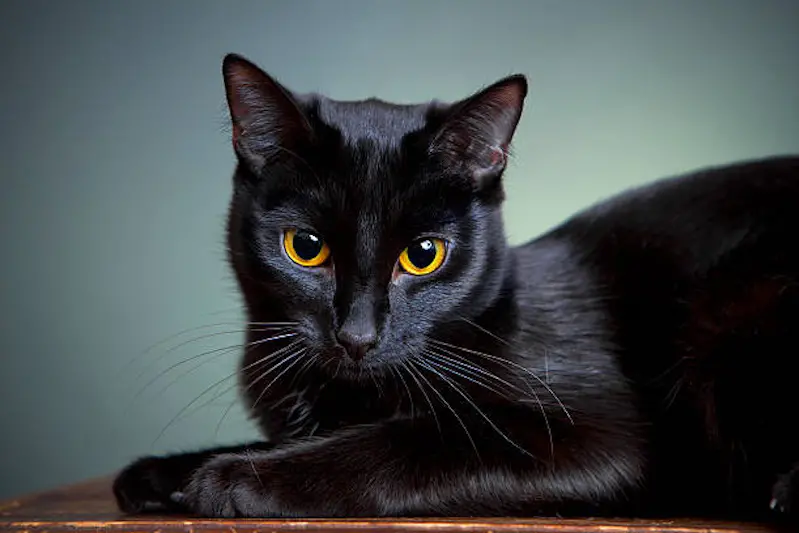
left=177, top=417, right=643, bottom=518
left=113, top=441, right=272, bottom=514
left=770, top=462, right=799, bottom=519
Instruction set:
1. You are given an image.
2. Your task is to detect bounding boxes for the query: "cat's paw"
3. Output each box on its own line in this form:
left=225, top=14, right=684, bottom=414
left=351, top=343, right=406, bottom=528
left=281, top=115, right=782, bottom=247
left=113, top=456, right=187, bottom=514
left=770, top=465, right=799, bottom=518
left=178, top=453, right=276, bottom=518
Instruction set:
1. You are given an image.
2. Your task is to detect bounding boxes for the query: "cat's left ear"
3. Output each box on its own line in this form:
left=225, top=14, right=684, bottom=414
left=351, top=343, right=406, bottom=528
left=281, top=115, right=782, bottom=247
left=430, top=74, right=527, bottom=189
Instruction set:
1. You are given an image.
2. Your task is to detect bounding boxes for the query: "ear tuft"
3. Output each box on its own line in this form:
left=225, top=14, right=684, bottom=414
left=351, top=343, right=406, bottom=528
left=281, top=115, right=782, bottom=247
left=431, top=74, right=527, bottom=187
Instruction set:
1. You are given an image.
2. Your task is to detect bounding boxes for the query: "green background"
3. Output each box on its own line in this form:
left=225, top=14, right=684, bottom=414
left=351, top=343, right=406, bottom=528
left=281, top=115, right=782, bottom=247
left=1, top=0, right=797, bottom=499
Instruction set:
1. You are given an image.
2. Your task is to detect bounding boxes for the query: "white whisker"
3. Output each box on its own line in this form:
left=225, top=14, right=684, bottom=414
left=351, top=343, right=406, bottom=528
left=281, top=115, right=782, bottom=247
left=133, top=332, right=298, bottom=403
left=176, top=339, right=304, bottom=423
left=151, top=338, right=302, bottom=444
left=415, top=357, right=534, bottom=460
left=391, top=364, right=416, bottom=418
left=456, top=315, right=511, bottom=346
left=408, top=359, right=480, bottom=461
left=425, top=346, right=556, bottom=460
left=430, top=338, right=573, bottom=425
left=401, top=360, right=442, bottom=438
left=250, top=348, right=309, bottom=411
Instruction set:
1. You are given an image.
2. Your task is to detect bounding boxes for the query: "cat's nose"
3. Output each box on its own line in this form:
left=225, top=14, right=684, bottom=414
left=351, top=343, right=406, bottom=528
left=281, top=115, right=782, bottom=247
left=335, top=287, right=379, bottom=361
left=336, top=329, right=376, bottom=362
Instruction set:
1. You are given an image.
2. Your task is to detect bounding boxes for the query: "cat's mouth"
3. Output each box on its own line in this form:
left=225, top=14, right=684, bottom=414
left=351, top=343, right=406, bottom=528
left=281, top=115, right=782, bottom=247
left=317, top=347, right=395, bottom=382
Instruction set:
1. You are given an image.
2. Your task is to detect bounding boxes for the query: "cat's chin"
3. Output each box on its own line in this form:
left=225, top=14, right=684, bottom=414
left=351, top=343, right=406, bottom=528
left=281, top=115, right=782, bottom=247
left=318, top=356, right=394, bottom=383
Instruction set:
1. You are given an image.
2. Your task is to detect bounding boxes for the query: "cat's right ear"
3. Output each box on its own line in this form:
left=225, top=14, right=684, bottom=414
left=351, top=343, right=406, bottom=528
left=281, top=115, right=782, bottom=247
left=222, top=54, right=313, bottom=169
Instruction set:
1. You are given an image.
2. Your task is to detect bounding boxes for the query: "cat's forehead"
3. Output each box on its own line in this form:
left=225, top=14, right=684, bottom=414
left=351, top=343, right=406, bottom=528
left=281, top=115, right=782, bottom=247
left=259, top=94, right=470, bottom=234
left=308, top=96, right=436, bottom=148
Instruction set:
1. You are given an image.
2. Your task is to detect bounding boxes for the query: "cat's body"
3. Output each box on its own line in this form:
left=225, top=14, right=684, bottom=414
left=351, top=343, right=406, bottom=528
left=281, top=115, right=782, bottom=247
left=113, top=54, right=799, bottom=523
left=529, top=157, right=799, bottom=518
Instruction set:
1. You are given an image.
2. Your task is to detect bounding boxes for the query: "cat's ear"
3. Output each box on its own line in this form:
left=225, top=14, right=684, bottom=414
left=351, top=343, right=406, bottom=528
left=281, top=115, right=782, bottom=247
left=430, top=74, right=527, bottom=188
left=222, top=54, right=313, bottom=168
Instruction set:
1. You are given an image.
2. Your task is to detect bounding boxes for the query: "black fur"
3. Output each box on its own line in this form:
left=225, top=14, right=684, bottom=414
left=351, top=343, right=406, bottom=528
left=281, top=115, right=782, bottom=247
left=114, top=53, right=799, bottom=523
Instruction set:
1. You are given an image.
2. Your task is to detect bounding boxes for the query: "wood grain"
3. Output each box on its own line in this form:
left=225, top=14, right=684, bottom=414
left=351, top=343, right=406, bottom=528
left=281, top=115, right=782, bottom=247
left=0, top=477, right=789, bottom=533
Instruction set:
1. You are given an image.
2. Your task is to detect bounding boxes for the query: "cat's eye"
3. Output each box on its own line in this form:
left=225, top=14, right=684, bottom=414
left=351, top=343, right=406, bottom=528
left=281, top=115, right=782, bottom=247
left=398, top=238, right=447, bottom=276
left=283, top=229, right=330, bottom=267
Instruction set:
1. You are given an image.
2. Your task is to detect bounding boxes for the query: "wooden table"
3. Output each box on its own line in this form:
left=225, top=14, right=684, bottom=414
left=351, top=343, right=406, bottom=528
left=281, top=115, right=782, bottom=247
left=0, top=478, right=788, bottom=533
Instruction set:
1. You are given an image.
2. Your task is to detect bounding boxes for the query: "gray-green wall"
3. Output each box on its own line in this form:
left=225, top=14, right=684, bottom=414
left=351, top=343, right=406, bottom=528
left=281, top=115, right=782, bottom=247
left=1, top=0, right=797, bottom=499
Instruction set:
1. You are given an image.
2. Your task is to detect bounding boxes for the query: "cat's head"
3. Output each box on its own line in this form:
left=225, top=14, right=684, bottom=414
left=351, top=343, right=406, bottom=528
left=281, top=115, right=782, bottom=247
left=223, top=54, right=526, bottom=382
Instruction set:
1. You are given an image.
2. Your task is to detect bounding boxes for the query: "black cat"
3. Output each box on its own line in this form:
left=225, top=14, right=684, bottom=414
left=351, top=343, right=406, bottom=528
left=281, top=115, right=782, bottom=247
left=114, top=53, right=799, bottom=523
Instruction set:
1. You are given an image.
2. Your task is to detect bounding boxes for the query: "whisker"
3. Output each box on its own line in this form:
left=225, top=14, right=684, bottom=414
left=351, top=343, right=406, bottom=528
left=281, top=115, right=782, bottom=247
left=249, top=348, right=309, bottom=411
left=126, top=343, right=242, bottom=412
left=245, top=322, right=301, bottom=326
left=174, top=339, right=304, bottom=423
left=407, top=359, right=479, bottom=461
left=663, top=375, right=685, bottom=410
left=415, top=357, right=534, bottom=460
left=118, top=321, right=298, bottom=375
left=133, top=327, right=295, bottom=384
left=288, top=351, right=320, bottom=389
left=245, top=448, right=265, bottom=491
left=213, top=394, right=247, bottom=438
left=177, top=380, right=241, bottom=423
left=132, top=332, right=298, bottom=404
left=456, top=315, right=511, bottom=346
left=391, top=364, right=416, bottom=419
left=203, top=306, right=246, bottom=317
left=430, top=339, right=573, bottom=425
left=141, top=344, right=242, bottom=405
left=424, top=346, right=556, bottom=459
left=151, top=339, right=302, bottom=443
left=401, top=360, right=442, bottom=438
left=423, top=349, right=518, bottom=399
left=368, top=368, right=385, bottom=398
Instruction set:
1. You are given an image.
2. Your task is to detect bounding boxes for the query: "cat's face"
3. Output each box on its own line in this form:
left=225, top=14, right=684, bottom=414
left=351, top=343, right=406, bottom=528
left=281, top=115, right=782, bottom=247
left=223, top=55, right=526, bottom=382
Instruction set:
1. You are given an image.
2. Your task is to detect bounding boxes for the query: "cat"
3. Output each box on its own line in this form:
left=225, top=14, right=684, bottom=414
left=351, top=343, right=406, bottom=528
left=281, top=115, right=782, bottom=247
left=113, top=53, right=799, bottom=523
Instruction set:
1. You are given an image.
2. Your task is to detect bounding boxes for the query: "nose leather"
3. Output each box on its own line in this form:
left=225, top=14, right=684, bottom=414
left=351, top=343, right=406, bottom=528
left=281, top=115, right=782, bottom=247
left=336, top=291, right=377, bottom=361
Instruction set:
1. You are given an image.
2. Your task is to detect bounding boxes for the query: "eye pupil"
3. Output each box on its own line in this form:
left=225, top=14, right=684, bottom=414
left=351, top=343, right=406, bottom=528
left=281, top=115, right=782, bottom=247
left=398, top=237, right=446, bottom=276
left=293, top=231, right=323, bottom=261
left=408, top=239, right=437, bottom=268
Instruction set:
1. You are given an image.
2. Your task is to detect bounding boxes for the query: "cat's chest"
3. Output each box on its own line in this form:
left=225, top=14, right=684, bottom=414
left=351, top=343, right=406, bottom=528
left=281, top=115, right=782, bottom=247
left=271, top=379, right=403, bottom=437
left=313, top=381, right=401, bottom=427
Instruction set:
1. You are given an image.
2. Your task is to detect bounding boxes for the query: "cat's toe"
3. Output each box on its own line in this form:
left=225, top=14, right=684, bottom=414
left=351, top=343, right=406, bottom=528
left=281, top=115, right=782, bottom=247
left=182, top=454, right=273, bottom=518
left=113, top=456, right=185, bottom=514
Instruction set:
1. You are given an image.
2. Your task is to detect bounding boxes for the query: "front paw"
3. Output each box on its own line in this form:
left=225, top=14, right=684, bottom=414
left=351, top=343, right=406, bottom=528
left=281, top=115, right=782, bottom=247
left=180, top=453, right=276, bottom=518
left=113, top=456, right=187, bottom=514
left=771, top=464, right=799, bottom=518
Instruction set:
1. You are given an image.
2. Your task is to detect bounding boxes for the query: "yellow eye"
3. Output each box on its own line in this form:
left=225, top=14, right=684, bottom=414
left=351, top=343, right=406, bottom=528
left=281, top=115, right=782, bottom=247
left=284, top=229, right=330, bottom=267
left=399, top=238, right=446, bottom=276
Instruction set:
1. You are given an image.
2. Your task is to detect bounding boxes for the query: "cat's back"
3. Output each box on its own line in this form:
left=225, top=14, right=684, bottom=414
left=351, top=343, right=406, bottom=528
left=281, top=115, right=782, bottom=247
left=520, top=154, right=799, bottom=388
left=549, top=155, right=799, bottom=260
left=514, top=155, right=799, bottom=308
left=513, top=155, right=799, bottom=330
left=513, top=155, right=799, bottom=517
